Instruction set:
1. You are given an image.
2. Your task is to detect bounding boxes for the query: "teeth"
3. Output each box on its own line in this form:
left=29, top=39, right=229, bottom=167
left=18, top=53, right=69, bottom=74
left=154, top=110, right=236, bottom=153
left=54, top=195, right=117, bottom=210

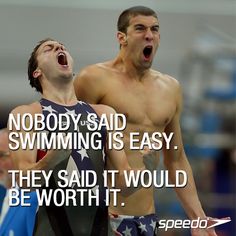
left=58, top=52, right=65, bottom=57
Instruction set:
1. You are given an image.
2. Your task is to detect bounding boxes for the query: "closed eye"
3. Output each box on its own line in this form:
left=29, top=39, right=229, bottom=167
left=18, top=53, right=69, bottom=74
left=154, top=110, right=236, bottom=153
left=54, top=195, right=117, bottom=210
left=151, top=25, right=159, bottom=32
left=43, top=45, right=53, bottom=52
left=134, top=24, right=146, bottom=31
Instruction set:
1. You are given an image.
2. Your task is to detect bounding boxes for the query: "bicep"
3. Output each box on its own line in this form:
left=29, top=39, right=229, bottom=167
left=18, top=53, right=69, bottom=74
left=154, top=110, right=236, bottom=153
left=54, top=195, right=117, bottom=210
left=163, top=87, right=185, bottom=165
left=162, top=113, right=186, bottom=169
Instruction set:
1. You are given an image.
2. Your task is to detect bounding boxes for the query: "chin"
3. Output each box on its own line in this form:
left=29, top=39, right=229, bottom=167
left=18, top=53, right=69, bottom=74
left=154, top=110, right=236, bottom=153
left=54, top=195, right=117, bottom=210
left=142, top=61, right=152, bottom=69
left=61, top=71, right=73, bottom=79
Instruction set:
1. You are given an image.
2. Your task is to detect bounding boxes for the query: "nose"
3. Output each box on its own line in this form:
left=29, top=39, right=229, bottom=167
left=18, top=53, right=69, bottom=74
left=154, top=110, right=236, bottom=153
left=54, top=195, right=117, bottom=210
left=55, top=44, right=65, bottom=51
left=145, top=28, right=154, bottom=41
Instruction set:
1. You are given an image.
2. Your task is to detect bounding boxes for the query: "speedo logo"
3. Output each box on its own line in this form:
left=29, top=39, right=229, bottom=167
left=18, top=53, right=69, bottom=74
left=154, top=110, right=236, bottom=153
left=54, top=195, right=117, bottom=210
left=159, top=217, right=231, bottom=231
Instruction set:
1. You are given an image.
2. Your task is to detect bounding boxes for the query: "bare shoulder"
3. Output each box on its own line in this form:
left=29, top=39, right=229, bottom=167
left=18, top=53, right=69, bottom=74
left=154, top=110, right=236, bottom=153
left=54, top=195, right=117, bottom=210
left=74, top=61, right=113, bottom=102
left=76, top=61, right=112, bottom=82
left=10, top=102, right=42, bottom=116
left=152, top=69, right=181, bottom=92
left=77, top=64, right=100, bottom=78
left=8, top=102, right=42, bottom=131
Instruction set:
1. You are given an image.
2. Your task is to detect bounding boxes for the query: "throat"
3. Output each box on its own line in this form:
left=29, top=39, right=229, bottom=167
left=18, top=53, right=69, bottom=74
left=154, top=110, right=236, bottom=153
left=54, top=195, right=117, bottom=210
left=42, top=85, right=77, bottom=106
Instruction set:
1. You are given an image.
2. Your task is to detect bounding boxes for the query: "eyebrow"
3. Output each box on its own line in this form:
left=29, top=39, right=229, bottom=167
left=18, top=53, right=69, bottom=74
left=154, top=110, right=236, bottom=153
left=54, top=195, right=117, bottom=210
left=41, top=42, right=64, bottom=50
left=134, top=24, right=145, bottom=27
left=134, top=23, right=159, bottom=28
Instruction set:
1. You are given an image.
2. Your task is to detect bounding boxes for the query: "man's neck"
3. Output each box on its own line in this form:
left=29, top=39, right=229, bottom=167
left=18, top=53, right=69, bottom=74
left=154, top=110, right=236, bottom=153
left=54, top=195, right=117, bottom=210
left=42, top=84, right=78, bottom=106
left=114, top=52, right=150, bottom=81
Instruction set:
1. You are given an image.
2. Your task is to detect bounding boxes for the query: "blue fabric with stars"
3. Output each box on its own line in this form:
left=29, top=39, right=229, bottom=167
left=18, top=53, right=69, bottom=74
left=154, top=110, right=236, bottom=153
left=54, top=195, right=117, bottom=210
left=40, top=98, right=107, bottom=204
left=110, top=213, right=158, bottom=236
left=36, top=98, right=109, bottom=235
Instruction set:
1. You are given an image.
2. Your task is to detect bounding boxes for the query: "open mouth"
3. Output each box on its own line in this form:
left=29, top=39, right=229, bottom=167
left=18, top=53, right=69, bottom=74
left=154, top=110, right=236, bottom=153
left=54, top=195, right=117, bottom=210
left=143, top=46, right=153, bottom=60
left=57, top=52, right=68, bottom=66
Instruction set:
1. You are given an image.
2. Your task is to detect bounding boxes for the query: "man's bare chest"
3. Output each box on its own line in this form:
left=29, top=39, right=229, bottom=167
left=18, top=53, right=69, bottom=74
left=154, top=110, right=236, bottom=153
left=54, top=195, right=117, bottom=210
left=101, top=85, right=176, bottom=129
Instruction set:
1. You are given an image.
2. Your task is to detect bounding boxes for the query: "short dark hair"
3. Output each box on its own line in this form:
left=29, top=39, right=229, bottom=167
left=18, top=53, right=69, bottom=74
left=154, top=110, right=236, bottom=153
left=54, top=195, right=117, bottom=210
left=117, top=6, right=158, bottom=33
left=28, top=38, right=55, bottom=93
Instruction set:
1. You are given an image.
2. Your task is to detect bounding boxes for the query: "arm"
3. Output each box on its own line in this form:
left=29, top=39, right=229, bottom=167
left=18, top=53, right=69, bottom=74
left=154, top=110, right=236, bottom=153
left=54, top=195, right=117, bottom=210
left=163, top=82, right=217, bottom=235
left=94, top=104, right=158, bottom=196
left=8, top=105, right=71, bottom=189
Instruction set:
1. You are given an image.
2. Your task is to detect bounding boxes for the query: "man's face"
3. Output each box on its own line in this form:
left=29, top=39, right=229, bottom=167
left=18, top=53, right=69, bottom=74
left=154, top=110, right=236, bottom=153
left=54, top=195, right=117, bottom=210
left=124, top=15, right=160, bottom=69
left=34, top=40, right=74, bottom=83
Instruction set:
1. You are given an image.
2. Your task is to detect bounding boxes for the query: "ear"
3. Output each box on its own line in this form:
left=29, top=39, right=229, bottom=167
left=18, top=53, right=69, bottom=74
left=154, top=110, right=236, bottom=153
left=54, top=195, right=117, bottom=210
left=33, top=69, right=41, bottom=79
left=117, top=31, right=128, bottom=46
